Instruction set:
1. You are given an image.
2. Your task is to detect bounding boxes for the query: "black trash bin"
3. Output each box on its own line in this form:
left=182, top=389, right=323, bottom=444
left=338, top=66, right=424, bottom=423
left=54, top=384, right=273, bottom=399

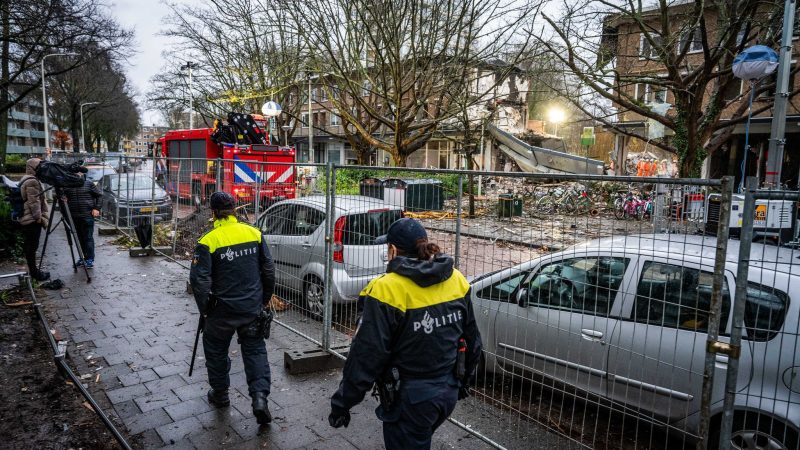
left=498, top=194, right=523, bottom=218
left=384, top=178, right=444, bottom=212
left=359, top=177, right=384, bottom=200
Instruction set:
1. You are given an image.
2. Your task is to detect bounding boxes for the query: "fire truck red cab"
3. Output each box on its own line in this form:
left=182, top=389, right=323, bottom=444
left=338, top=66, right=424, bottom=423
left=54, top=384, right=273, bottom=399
left=159, top=127, right=296, bottom=205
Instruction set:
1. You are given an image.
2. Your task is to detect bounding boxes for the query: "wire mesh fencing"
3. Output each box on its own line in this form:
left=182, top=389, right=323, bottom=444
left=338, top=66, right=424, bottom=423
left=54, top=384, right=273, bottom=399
left=716, top=177, right=800, bottom=450
left=92, top=156, right=800, bottom=450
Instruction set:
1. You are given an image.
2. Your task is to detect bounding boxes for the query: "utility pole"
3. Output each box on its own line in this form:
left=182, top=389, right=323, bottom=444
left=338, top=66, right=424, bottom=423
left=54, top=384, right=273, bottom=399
left=308, top=73, right=314, bottom=163
left=764, top=0, right=796, bottom=188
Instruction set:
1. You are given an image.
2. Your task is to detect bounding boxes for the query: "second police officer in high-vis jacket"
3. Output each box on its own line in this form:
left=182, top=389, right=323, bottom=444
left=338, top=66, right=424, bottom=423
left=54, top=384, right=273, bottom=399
left=328, top=218, right=483, bottom=449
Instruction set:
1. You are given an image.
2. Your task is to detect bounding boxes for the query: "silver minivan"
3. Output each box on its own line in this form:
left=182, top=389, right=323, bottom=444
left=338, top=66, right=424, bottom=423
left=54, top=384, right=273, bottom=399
left=471, top=234, right=799, bottom=448
left=255, top=195, right=402, bottom=318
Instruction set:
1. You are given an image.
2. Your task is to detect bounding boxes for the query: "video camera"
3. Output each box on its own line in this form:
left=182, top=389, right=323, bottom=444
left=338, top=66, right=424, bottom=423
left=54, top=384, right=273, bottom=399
left=35, top=160, right=88, bottom=188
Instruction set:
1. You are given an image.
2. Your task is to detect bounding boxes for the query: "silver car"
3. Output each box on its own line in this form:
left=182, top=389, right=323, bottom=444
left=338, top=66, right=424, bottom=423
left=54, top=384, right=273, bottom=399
left=255, top=195, right=402, bottom=318
left=471, top=234, right=799, bottom=448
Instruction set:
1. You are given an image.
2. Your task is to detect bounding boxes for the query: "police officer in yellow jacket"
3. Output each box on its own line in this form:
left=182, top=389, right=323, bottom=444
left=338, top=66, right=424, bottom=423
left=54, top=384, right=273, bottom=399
left=328, top=218, right=483, bottom=449
left=190, top=192, right=276, bottom=424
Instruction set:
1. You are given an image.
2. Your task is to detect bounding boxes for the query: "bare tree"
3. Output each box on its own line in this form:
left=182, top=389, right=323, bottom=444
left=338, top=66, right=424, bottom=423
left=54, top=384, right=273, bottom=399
left=286, top=0, right=538, bottom=166
left=0, top=0, right=133, bottom=170
left=48, top=54, right=139, bottom=152
left=540, top=0, right=793, bottom=177
left=147, top=0, right=307, bottom=143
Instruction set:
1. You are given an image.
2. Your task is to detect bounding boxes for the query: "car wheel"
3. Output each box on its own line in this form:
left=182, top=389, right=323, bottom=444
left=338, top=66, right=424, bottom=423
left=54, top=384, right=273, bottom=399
left=303, top=276, right=324, bottom=320
left=711, top=413, right=798, bottom=450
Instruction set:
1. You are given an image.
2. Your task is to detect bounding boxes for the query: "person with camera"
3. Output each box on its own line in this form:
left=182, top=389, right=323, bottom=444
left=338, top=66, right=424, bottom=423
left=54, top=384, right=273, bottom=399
left=189, top=192, right=276, bottom=424
left=328, top=218, right=483, bottom=449
left=18, top=158, right=50, bottom=281
left=62, top=174, right=102, bottom=269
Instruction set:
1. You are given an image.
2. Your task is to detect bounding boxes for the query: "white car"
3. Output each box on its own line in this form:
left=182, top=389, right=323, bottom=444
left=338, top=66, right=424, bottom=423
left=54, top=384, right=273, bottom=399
left=256, top=195, right=402, bottom=318
left=471, top=234, right=798, bottom=448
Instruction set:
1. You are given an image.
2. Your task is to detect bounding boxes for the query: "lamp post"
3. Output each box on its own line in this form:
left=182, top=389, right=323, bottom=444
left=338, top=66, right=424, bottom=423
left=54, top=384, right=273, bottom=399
left=308, top=72, right=314, bottom=164
left=547, top=106, right=566, bottom=137
left=180, top=62, right=199, bottom=129
left=41, top=52, right=78, bottom=158
left=281, top=125, right=292, bottom=147
left=80, top=101, right=99, bottom=153
left=732, top=45, right=779, bottom=192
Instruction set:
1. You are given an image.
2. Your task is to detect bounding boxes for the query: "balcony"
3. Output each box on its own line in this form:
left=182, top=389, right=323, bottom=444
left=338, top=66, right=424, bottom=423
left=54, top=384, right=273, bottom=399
left=7, top=144, right=44, bottom=155
left=9, top=110, right=30, bottom=121
left=7, top=127, right=30, bottom=138
left=30, top=130, right=45, bottom=139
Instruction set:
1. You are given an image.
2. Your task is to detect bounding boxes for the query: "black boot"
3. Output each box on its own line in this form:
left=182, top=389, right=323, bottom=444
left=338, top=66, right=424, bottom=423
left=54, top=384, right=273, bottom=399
left=34, top=270, right=50, bottom=281
left=252, top=392, right=271, bottom=424
left=207, top=388, right=230, bottom=407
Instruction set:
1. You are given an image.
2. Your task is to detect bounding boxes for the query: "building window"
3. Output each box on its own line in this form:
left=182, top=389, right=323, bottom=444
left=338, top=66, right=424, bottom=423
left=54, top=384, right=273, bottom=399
left=680, top=28, right=703, bottom=53
left=639, top=34, right=663, bottom=59
left=301, top=112, right=309, bottom=128
left=635, top=83, right=667, bottom=104
left=330, top=111, right=341, bottom=126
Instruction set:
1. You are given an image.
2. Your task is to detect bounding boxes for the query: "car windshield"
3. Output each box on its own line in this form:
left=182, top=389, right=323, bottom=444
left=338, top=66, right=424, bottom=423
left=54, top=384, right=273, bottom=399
left=108, top=176, right=156, bottom=191
left=86, top=167, right=114, bottom=181
left=342, top=209, right=402, bottom=245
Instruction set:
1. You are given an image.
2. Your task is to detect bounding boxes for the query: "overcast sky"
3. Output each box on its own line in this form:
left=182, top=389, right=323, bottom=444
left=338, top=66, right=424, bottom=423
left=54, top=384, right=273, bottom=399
left=113, top=0, right=172, bottom=127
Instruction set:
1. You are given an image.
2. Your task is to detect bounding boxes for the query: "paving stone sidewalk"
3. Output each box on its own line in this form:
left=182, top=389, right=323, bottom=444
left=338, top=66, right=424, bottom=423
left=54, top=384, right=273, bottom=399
left=31, top=216, right=501, bottom=450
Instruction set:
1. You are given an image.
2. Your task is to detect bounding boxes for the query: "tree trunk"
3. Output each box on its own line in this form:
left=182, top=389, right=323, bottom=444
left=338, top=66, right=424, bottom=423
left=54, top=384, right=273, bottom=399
left=0, top=5, right=10, bottom=174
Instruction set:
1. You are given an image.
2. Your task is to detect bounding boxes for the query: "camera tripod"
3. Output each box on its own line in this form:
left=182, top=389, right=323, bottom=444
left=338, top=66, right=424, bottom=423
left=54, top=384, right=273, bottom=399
left=38, top=187, right=92, bottom=283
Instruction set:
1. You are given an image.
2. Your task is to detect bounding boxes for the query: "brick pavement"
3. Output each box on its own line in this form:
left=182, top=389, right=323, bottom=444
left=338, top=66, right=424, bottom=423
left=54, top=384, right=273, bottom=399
left=32, top=217, right=512, bottom=450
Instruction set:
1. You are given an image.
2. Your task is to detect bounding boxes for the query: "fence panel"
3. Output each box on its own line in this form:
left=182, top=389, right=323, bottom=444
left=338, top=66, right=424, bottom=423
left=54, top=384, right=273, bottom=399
left=94, top=156, right=781, bottom=450
left=322, top=166, right=731, bottom=449
left=717, top=177, right=800, bottom=450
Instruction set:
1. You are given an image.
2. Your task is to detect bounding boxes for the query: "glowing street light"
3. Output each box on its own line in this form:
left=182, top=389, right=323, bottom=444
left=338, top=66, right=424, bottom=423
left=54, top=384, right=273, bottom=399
left=547, top=107, right=566, bottom=137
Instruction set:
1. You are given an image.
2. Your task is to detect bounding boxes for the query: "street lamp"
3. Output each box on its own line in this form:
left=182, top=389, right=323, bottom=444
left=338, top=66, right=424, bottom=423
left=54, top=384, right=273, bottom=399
left=307, top=71, right=314, bottom=164
left=547, top=107, right=566, bottom=137
left=281, top=125, right=292, bottom=147
left=80, top=102, right=99, bottom=153
left=180, top=62, right=199, bottom=129
left=41, top=52, right=79, bottom=158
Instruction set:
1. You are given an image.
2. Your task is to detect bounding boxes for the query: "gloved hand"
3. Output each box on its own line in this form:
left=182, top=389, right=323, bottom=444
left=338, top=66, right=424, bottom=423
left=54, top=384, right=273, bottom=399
left=458, top=386, right=470, bottom=400
left=328, top=407, right=351, bottom=428
left=40, top=216, right=49, bottom=229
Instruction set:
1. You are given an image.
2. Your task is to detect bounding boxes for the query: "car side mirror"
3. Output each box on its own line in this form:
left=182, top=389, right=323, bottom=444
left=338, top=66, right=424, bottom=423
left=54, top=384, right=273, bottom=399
left=516, top=288, right=530, bottom=307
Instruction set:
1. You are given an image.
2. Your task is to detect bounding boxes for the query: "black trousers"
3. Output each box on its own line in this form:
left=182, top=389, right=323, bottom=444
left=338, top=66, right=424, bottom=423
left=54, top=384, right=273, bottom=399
left=203, top=314, right=271, bottom=397
left=21, top=223, right=42, bottom=276
left=378, top=376, right=459, bottom=450
left=72, top=216, right=95, bottom=261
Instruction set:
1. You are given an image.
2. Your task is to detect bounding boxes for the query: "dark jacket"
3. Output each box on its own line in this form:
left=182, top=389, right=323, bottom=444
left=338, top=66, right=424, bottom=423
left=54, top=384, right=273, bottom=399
left=331, top=254, right=483, bottom=412
left=189, top=216, right=276, bottom=320
left=62, top=180, right=102, bottom=219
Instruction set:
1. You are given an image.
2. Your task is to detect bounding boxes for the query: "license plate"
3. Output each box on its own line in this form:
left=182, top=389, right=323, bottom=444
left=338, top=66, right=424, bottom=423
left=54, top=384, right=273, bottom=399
left=140, top=207, right=157, bottom=212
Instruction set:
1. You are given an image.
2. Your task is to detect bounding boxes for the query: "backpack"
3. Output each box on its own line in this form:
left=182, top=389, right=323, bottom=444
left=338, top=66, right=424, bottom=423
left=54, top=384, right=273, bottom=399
left=5, top=177, right=33, bottom=222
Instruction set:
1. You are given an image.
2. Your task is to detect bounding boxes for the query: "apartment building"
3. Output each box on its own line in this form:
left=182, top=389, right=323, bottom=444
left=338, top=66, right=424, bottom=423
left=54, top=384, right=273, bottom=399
left=6, top=97, right=50, bottom=155
left=605, top=3, right=800, bottom=183
left=123, top=125, right=169, bottom=156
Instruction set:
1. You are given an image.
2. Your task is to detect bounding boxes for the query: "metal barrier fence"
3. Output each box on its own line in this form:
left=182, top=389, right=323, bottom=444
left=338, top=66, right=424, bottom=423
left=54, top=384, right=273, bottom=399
left=720, top=177, right=800, bottom=450
left=90, top=156, right=799, bottom=450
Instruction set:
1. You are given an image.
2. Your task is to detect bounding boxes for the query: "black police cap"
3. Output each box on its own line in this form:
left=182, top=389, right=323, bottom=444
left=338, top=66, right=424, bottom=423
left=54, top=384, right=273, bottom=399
left=209, top=191, right=236, bottom=210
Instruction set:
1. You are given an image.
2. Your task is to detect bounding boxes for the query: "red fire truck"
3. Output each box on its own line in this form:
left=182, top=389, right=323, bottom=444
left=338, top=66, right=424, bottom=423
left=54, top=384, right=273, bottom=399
left=158, top=125, right=296, bottom=206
